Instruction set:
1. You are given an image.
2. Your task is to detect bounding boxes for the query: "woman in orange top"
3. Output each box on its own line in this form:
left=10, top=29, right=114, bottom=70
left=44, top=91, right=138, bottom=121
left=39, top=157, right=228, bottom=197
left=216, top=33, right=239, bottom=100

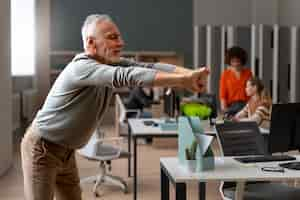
left=219, top=46, right=252, bottom=116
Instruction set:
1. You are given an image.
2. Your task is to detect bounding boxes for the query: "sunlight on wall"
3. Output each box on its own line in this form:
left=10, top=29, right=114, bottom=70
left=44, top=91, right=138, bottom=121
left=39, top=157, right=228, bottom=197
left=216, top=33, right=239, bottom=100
left=11, top=0, right=35, bottom=76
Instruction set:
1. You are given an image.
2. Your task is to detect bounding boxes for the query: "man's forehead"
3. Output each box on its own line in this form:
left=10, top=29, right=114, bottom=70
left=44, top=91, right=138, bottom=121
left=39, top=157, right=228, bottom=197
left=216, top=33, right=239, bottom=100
left=97, top=21, right=120, bottom=35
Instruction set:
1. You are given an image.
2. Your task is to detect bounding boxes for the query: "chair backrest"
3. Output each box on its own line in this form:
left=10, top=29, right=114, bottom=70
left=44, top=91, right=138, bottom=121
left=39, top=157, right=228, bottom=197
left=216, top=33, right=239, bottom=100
left=115, top=94, right=127, bottom=123
left=216, top=121, right=266, bottom=157
left=78, top=128, right=121, bottom=160
left=115, top=94, right=141, bottom=136
left=115, top=94, right=127, bottom=137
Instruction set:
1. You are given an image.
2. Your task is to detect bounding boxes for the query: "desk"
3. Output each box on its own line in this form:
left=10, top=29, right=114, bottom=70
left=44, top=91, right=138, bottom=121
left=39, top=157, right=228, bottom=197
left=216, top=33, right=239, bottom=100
left=127, top=118, right=216, bottom=200
left=160, top=156, right=300, bottom=200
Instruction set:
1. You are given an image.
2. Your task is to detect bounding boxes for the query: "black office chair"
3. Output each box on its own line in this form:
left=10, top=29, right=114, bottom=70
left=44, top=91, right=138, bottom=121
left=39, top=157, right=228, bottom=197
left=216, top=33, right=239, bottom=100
left=197, top=93, right=218, bottom=120
left=216, top=121, right=300, bottom=200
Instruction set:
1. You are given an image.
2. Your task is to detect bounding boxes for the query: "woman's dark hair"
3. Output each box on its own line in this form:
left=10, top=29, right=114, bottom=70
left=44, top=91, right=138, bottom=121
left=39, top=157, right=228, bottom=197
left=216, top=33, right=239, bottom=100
left=225, top=46, right=247, bottom=65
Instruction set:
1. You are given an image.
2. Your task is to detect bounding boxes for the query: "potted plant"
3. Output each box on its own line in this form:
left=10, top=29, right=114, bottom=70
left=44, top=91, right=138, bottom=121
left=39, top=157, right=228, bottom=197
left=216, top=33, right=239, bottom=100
left=185, top=139, right=215, bottom=172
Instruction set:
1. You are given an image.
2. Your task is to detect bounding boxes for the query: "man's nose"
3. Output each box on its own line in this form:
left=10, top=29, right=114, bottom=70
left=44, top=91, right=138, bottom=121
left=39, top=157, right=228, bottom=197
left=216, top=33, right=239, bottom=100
left=118, top=38, right=125, bottom=47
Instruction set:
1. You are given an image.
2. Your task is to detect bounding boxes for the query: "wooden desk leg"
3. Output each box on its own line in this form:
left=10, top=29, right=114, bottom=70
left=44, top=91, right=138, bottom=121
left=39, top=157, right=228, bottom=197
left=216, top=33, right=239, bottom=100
left=160, top=165, right=169, bottom=200
left=133, top=137, right=137, bottom=200
left=199, top=182, right=206, bottom=200
left=128, top=124, right=131, bottom=177
left=175, top=183, right=186, bottom=200
left=235, top=181, right=245, bottom=200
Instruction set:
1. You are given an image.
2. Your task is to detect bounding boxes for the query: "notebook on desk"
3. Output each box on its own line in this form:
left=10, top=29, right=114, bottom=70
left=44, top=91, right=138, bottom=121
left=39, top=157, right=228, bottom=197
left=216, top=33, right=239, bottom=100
left=159, top=119, right=177, bottom=131
left=279, top=161, right=300, bottom=170
left=235, top=155, right=296, bottom=163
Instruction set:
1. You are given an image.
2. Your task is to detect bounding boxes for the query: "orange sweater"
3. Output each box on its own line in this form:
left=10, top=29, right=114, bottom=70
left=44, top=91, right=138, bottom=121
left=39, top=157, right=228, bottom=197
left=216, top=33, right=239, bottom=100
left=219, top=68, right=252, bottom=107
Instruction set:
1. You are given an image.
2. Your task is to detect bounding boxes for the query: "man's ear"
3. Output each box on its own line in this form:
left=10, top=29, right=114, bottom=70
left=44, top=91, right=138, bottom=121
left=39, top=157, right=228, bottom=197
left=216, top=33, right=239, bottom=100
left=86, top=36, right=95, bottom=47
left=86, top=36, right=96, bottom=54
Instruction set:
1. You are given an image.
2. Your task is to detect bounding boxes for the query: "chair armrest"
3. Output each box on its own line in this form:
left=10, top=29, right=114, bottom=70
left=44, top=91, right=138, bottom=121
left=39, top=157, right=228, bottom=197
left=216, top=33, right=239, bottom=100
left=219, top=182, right=231, bottom=200
left=126, top=109, right=141, bottom=114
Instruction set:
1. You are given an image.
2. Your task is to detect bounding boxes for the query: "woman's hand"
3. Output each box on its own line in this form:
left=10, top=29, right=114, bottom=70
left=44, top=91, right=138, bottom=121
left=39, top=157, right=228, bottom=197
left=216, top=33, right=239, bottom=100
left=231, top=116, right=240, bottom=122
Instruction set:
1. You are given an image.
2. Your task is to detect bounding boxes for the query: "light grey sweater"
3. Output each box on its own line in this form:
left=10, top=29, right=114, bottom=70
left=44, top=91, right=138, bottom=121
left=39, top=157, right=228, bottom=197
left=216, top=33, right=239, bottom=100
left=35, top=53, right=176, bottom=149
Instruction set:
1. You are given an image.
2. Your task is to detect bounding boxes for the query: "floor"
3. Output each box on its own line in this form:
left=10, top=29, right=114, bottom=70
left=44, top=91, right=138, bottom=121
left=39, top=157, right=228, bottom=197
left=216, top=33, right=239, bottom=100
left=0, top=136, right=221, bottom=200
left=0, top=106, right=222, bottom=200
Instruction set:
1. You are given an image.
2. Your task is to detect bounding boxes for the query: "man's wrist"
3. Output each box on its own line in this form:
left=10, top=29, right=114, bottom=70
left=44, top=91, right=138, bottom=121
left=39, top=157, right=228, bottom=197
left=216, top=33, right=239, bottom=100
left=179, top=74, right=187, bottom=88
left=174, top=66, right=192, bottom=75
left=153, top=71, right=187, bottom=88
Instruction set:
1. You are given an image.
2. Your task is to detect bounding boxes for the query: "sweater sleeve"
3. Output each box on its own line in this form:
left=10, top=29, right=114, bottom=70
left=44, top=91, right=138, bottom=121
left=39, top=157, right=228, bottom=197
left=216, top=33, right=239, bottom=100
left=239, top=105, right=270, bottom=126
left=246, top=105, right=270, bottom=125
left=235, top=104, right=249, bottom=119
left=119, top=57, right=176, bottom=72
left=72, top=59, right=158, bottom=88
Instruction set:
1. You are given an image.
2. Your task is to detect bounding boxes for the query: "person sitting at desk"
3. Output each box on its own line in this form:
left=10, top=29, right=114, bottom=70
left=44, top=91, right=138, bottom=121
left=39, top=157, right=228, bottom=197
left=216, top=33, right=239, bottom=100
left=124, top=87, right=153, bottom=118
left=219, top=46, right=252, bottom=117
left=232, top=77, right=272, bottom=129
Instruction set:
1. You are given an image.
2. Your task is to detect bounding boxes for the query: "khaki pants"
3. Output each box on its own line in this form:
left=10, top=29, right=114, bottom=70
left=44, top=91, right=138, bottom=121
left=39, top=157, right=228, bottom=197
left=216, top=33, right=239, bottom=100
left=21, top=124, right=82, bottom=200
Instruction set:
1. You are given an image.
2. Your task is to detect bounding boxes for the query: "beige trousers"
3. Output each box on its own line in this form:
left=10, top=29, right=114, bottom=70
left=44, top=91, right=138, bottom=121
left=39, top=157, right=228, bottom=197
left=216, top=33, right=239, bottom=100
left=21, top=124, right=82, bottom=200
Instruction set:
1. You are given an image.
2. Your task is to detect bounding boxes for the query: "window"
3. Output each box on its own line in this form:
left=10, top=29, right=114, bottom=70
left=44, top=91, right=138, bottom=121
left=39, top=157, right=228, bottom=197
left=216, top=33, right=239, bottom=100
left=11, top=0, right=35, bottom=76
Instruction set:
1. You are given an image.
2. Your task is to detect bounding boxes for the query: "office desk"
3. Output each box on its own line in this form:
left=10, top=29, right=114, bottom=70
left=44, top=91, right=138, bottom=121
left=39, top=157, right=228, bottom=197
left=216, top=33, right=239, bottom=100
left=128, top=118, right=216, bottom=200
left=160, top=156, right=300, bottom=200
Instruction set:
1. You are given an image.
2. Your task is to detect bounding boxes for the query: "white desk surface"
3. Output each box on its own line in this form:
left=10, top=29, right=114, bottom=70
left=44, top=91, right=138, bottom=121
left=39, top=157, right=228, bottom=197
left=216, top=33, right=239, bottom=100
left=128, top=118, right=217, bottom=136
left=160, top=156, right=300, bottom=183
left=128, top=118, right=176, bottom=135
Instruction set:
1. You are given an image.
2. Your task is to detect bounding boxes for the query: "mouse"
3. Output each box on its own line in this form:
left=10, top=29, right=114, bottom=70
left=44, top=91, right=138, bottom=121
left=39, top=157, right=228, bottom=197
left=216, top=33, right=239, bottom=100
left=153, top=123, right=159, bottom=127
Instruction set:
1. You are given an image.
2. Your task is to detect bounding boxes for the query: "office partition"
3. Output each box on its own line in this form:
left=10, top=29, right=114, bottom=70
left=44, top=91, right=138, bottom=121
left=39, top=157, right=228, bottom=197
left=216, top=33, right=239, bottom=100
left=0, top=0, right=13, bottom=177
left=193, top=0, right=300, bottom=103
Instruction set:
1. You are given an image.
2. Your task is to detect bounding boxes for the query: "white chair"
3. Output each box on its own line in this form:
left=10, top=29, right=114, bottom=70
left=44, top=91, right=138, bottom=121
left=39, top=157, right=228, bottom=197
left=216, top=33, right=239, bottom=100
left=115, top=94, right=141, bottom=136
left=78, top=127, right=130, bottom=197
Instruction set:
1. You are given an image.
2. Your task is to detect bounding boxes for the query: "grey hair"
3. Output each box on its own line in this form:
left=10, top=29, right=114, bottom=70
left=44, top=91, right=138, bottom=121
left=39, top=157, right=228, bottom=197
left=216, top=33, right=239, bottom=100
left=81, top=14, right=113, bottom=49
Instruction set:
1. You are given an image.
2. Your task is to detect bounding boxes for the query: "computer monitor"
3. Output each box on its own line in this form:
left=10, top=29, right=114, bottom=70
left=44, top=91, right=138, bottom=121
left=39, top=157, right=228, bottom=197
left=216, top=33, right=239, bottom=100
left=268, top=103, right=300, bottom=153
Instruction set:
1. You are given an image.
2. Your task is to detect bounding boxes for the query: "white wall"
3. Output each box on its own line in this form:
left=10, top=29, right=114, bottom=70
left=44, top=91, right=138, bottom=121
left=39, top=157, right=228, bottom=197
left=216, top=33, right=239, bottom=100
left=279, top=0, right=300, bottom=26
left=195, top=0, right=251, bottom=26
left=0, top=0, right=13, bottom=176
left=251, top=0, right=278, bottom=25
